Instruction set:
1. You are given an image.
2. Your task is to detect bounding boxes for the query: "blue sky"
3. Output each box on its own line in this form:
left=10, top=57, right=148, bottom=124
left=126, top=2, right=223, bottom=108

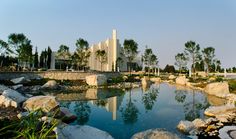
left=0, top=0, right=236, bottom=68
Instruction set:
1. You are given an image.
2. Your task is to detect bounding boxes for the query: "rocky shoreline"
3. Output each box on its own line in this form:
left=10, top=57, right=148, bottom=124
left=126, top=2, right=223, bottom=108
left=1, top=74, right=236, bottom=138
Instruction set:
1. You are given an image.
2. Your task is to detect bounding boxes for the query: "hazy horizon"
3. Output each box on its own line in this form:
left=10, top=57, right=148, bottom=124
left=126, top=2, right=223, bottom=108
left=1, top=0, right=236, bottom=68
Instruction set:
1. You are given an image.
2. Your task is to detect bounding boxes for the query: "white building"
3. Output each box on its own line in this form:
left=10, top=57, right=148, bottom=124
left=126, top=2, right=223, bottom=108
left=88, top=30, right=127, bottom=71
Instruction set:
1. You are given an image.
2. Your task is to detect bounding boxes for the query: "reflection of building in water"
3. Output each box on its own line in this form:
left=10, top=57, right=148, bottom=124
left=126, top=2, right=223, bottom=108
left=91, top=96, right=123, bottom=120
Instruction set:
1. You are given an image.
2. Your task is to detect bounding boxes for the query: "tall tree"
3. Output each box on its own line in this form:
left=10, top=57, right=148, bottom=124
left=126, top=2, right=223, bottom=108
left=142, top=47, right=158, bottom=76
left=215, top=60, right=221, bottom=72
left=95, top=50, right=107, bottom=71
left=17, top=40, right=33, bottom=69
left=184, top=41, right=201, bottom=74
left=57, top=45, right=70, bottom=69
left=0, top=39, right=12, bottom=67
left=47, top=46, right=52, bottom=69
left=73, top=38, right=90, bottom=70
left=34, top=47, right=39, bottom=68
left=116, top=57, right=124, bottom=71
left=202, top=47, right=215, bottom=74
left=175, top=53, right=187, bottom=73
left=123, top=39, right=138, bottom=75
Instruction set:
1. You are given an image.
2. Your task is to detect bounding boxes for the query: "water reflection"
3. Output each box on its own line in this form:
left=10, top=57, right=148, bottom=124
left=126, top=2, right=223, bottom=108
left=74, top=101, right=91, bottom=125
left=120, top=90, right=139, bottom=124
left=174, top=89, right=209, bottom=121
left=142, top=86, right=159, bottom=112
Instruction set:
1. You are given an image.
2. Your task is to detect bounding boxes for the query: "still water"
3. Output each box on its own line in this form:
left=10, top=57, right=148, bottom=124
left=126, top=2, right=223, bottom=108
left=58, top=83, right=220, bottom=139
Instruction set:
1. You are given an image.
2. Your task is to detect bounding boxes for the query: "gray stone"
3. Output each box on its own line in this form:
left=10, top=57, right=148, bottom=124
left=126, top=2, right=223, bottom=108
left=85, top=74, right=107, bottom=86
left=59, top=107, right=77, bottom=123
left=0, top=84, right=9, bottom=94
left=219, top=126, right=236, bottom=139
left=177, top=120, right=195, bottom=134
left=204, top=82, right=230, bottom=98
left=0, top=89, right=27, bottom=108
left=17, top=111, right=29, bottom=119
left=23, top=96, right=59, bottom=112
left=12, top=84, right=23, bottom=90
left=54, top=124, right=114, bottom=139
left=11, top=77, right=29, bottom=84
left=131, top=128, right=180, bottom=139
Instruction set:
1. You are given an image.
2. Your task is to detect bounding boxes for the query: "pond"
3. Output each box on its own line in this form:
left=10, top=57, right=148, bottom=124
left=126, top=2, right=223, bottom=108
left=57, top=83, right=224, bottom=139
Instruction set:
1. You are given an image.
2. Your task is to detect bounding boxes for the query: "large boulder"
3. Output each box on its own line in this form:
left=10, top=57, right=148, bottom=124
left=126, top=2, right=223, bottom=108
left=0, top=85, right=10, bottom=94
left=12, top=84, right=23, bottom=90
left=219, top=126, right=236, bottom=139
left=131, top=129, right=180, bottom=139
left=41, top=80, right=59, bottom=89
left=177, top=120, right=195, bottom=134
left=168, top=75, right=176, bottom=80
left=58, top=107, right=77, bottom=123
left=23, top=96, right=59, bottom=112
left=85, top=74, right=107, bottom=86
left=11, top=77, right=29, bottom=84
left=192, top=119, right=206, bottom=129
left=54, top=124, right=114, bottom=139
left=204, top=105, right=236, bottom=117
left=0, top=89, right=27, bottom=108
left=150, top=77, right=161, bottom=83
left=175, top=76, right=187, bottom=86
left=204, top=82, right=230, bottom=98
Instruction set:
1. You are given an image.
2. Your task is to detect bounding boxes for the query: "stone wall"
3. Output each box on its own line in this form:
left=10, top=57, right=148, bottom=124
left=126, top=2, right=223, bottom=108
left=0, top=71, right=121, bottom=80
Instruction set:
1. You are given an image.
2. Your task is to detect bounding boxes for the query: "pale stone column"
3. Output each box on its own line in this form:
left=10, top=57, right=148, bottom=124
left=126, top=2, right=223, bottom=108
left=50, top=52, right=56, bottom=70
left=112, top=29, right=117, bottom=71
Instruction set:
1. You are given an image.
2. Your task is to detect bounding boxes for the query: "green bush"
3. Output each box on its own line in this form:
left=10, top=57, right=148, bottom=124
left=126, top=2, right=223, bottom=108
left=228, top=79, right=236, bottom=93
left=215, top=77, right=224, bottom=82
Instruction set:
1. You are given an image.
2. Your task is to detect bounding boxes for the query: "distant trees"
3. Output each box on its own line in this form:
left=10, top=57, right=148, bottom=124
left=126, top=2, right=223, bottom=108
left=123, top=39, right=138, bottom=74
left=142, top=46, right=158, bottom=77
left=47, top=47, right=52, bottom=69
left=95, top=50, right=107, bottom=71
left=72, top=38, right=90, bottom=70
left=184, top=41, right=201, bottom=74
left=57, top=45, right=70, bottom=69
left=202, top=47, right=215, bottom=74
left=164, top=64, right=175, bottom=73
left=0, top=39, right=12, bottom=67
left=34, top=47, right=39, bottom=68
left=175, top=53, right=187, bottom=73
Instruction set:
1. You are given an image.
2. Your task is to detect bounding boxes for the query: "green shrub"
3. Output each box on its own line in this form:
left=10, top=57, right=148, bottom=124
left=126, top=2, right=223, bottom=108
left=228, top=79, right=236, bottom=93
left=0, top=110, right=58, bottom=139
left=215, top=77, right=224, bottom=82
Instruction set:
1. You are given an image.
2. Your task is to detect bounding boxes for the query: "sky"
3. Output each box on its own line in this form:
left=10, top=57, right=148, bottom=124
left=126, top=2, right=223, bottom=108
left=0, top=0, right=236, bottom=68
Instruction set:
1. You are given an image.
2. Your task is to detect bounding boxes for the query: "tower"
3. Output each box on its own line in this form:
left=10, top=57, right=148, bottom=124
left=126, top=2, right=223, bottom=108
left=112, top=29, right=117, bottom=71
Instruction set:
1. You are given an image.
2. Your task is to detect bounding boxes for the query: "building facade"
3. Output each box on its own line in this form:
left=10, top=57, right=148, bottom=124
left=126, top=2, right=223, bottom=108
left=88, top=30, right=127, bottom=71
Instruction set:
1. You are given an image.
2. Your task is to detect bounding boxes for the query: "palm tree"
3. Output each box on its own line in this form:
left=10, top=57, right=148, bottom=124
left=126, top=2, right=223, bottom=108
left=95, top=50, right=107, bottom=71
left=123, top=39, right=138, bottom=75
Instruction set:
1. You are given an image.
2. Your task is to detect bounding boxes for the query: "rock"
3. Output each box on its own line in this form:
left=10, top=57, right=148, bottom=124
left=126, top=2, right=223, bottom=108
left=17, top=111, right=29, bottom=119
left=0, top=89, right=27, bottom=108
left=58, top=107, right=77, bottom=123
left=11, top=77, right=29, bottom=84
left=175, top=76, right=187, bottom=86
left=134, top=76, right=140, bottom=80
left=205, top=118, right=219, bottom=125
left=219, top=126, right=236, bottom=139
left=192, top=119, right=206, bottom=129
left=169, top=75, right=176, bottom=80
left=0, top=84, right=10, bottom=93
left=85, top=74, right=107, bottom=86
left=23, top=96, right=59, bottom=112
left=41, top=80, right=59, bottom=89
left=141, top=76, right=151, bottom=86
left=226, top=94, right=236, bottom=105
left=204, top=82, right=230, bottom=98
left=32, top=85, right=41, bottom=91
left=54, top=124, right=114, bottom=139
left=177, top=120, right=195, bottom=134
left=204, top=105, right=236, bottom=117
left=131, top=128, right=180, bottom=139
left=150, top=77, right=161, bottom=83
left=205, top=125, right=217, bottom=132
left=12, top=84, right=23, bottom=90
